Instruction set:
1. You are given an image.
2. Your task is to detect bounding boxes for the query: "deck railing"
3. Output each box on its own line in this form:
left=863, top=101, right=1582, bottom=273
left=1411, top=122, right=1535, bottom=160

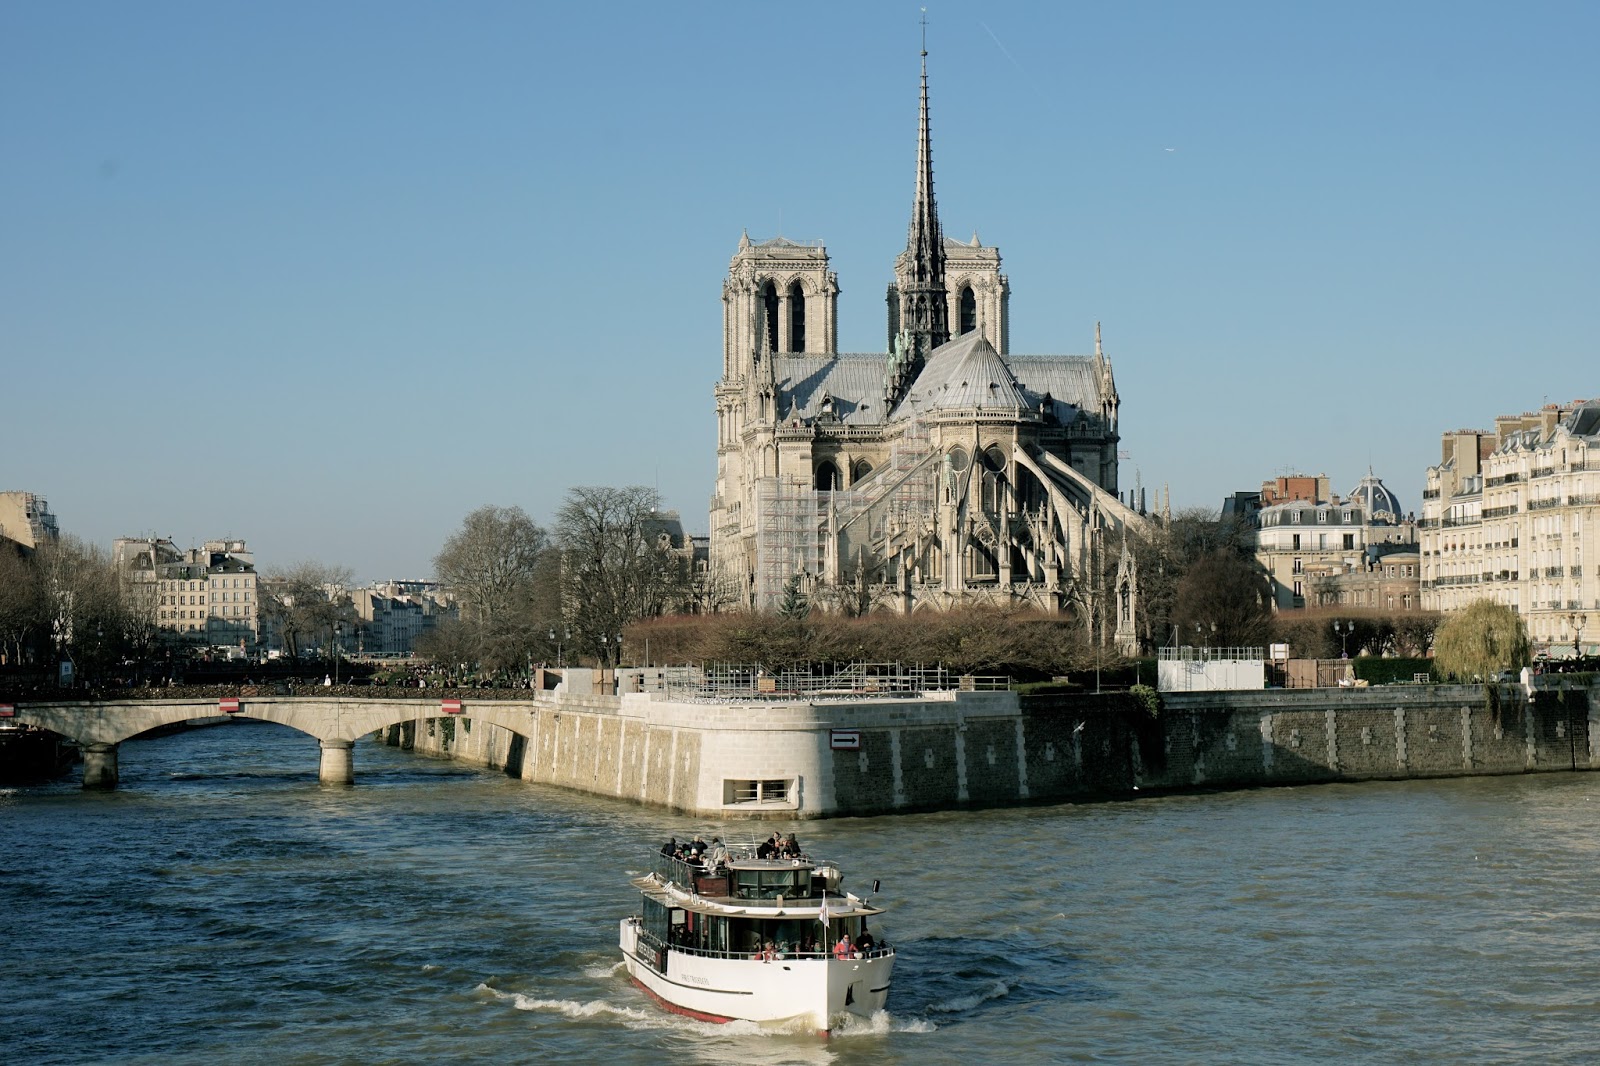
left=636, top=926, right=894, bottom=965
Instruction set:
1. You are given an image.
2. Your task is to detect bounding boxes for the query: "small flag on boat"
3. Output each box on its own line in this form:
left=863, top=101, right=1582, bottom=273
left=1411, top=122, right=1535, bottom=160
left=818, top=895, right=830, bottom=927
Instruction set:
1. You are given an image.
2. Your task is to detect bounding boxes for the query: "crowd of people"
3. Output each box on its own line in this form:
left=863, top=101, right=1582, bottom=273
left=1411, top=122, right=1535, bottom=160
left=658, top=830, right=804, bottom=871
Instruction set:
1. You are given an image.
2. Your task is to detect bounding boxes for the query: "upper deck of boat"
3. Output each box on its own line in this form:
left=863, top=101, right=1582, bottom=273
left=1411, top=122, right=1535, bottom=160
left=636, top=845, right=882, bottom=918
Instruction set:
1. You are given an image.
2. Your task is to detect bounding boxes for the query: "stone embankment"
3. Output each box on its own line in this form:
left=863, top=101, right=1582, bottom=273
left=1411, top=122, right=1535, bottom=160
left=380, top=682, right=1600, bottom=818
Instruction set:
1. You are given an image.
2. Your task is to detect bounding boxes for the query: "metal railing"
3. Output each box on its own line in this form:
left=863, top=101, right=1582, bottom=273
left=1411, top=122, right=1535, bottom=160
left=664, top=662, right=1009, bottom=701
left=1158, top=646, right=1266, bottom=662
left=635, top=926, right=894, bottom=965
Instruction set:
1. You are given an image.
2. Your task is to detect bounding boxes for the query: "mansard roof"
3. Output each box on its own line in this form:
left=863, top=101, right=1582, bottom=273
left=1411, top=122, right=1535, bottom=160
left=1561, top=401, right=1600, bottom=438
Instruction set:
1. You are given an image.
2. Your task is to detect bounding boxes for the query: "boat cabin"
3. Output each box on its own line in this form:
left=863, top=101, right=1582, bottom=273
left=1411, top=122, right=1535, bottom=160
left=634, top=850, right=882, bottom=965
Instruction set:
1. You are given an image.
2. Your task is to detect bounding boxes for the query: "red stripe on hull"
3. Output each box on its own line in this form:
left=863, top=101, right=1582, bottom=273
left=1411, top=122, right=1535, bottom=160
left=628, top=975, right=737, bottom=1025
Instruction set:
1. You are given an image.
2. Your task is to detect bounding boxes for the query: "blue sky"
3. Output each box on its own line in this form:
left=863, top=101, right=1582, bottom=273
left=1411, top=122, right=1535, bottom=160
left=5, top=1, right=1596, bottom=582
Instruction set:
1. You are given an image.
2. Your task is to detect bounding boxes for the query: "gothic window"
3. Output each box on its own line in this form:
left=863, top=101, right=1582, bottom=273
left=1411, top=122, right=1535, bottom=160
left=789, top=281, right=806, bottom=352
left=815, top=460, right=840, bottom=491
left=980, top=448, right=1007, bottom=513
left=762, top=281, right=779, bottom=354
left=853, top=460, right=874, bottom=483
left=958, top=285, right=977, bottom=335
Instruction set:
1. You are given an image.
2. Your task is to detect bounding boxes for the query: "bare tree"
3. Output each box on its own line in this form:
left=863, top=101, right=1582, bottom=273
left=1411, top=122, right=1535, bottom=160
left=434, top=506, right=549, bottom=626
left=259, top=561, right=355, bottom=660
left=555, top=486, right=691, bottom=666
left=1171, top=550, right=1274, bottom=648
left=0, top=544, right=46, bottom=665
left=33, top=537, right=126, bottom=681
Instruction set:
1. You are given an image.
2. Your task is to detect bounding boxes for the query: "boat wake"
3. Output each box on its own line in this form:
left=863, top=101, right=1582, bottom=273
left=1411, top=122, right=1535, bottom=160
left=923, top=978, right=1016, bottom=1016
left=830, top=1009, right=937, bottom=1036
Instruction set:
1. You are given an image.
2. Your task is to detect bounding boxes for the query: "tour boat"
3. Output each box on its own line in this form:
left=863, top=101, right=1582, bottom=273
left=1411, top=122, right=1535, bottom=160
left=619, top=843, right=895, bottom=1033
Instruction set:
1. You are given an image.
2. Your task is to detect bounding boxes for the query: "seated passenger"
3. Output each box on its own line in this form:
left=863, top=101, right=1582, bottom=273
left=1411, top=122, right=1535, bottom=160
left=833, top=934, right=858, bottom=960
left=854, top=927, right=875, bottom=955
left=782, top=832, right=801, bottom=858
left=756, top=834, right=777, bottom=859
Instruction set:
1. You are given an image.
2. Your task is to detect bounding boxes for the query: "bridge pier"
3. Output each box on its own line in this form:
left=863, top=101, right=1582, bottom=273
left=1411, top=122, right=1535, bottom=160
left=82, top=742, right=119, bottom=791
left=319, top=738, right=354, bottom=786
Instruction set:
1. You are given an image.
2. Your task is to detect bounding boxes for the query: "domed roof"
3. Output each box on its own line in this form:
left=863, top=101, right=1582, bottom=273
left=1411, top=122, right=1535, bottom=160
left=900, top=331, right=1028, bottom=414
left=1347, top=472, right=1403, bottom=524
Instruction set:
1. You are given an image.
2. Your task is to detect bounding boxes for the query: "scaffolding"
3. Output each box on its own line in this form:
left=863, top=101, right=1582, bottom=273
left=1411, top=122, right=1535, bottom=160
left=752, top=419, right=940, bottom=611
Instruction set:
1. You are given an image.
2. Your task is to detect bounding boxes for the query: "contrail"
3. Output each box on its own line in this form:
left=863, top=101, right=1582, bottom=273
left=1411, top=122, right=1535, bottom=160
left=979, top=20, right=1026, bottom=75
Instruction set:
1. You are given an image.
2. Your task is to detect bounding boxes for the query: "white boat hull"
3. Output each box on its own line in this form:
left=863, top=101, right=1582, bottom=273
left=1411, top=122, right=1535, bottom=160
left=619, top=918, right=893, bottom=1033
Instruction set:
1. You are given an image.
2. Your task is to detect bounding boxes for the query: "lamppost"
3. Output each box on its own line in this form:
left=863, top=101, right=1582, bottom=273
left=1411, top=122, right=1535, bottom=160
left=333, top=622, right=343, bottom=685
left=1570, top=612, right=1588, bottom=659
left=1333, top=619, right=1353, bottom=659
left=548, top=628, right=568, bottom=668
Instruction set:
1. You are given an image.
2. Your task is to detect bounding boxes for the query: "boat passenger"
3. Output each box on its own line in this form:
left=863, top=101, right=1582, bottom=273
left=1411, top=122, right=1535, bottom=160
left=690, top=835, right=707, bottom=856
left=833, top=935, right=858, bottom=960
left=706, top=837, right=728, bottom=868
left=760, top=940, right=777, bottom=963
left=757, top=834, right=779, bottom=859
left=854, top=927, right=875, bottom=955
left=659, top=837, right=677, bottom=857
left=782, top=832, right=801, bottom=858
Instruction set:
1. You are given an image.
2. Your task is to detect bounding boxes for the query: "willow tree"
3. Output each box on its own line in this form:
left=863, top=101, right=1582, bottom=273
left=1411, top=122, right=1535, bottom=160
left=1433, top=599, right=1529, bottom=681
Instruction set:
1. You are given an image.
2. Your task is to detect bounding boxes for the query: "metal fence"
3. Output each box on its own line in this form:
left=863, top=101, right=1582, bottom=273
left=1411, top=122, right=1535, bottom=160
left=663, top=662, right=1010, bottom=702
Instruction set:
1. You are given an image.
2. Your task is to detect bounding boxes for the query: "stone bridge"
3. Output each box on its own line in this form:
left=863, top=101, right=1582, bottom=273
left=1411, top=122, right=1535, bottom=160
left=5, top=696, right=539, bottom=789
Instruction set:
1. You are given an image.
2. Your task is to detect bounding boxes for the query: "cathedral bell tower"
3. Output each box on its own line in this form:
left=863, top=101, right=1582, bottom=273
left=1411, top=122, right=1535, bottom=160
left=885, top=40, right=949, bottom=406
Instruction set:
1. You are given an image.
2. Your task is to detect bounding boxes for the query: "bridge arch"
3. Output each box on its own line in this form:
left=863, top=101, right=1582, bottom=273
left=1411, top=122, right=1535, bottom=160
left=6, top=697, right=540, bottom=790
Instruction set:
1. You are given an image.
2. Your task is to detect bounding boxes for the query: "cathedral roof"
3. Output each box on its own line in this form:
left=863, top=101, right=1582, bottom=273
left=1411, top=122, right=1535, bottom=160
left=1005, top=356, right=1104, bottom=421
left=777, top=354, right=893, bottom=426
left=900, top=331, right=1028, bottom=414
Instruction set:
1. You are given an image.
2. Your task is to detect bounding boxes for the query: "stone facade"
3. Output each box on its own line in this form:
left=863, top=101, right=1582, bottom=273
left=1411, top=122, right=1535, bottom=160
left=1256, top=473, right=1417, bottom=610
left=710, top=49, right=1143, bottom=616
left=115, top=537, right=259, bottom=648
left=0, top=491, right=58, bottom=551
left=1421, top=399, right=1600, bottom=655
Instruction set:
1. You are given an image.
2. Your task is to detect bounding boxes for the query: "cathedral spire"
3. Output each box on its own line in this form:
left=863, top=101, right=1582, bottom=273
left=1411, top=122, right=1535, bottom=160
left=887, top=21, right=949, bottom=404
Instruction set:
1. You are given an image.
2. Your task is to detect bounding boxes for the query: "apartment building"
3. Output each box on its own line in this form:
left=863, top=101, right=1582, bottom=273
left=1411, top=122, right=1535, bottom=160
left=1420, top=400, right=1600, bottom=656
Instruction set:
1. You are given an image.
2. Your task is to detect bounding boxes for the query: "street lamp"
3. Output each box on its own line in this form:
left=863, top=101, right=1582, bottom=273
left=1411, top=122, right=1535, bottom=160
left=1570, top=612, right=1588, bottom=659
left=334, top=622, right=343, bottom=685
left=548, top=628, right=568, bottom=668
left=1333, top=619, right=1353, bottom=659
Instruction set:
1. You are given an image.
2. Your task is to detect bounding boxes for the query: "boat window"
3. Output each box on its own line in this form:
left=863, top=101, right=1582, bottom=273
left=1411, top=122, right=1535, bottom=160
left=733, top=867, right=809, bottom=900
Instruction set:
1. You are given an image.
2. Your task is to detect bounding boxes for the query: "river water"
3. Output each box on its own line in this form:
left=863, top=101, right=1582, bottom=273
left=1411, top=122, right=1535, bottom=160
left=5, top=721, right=1600, bottom=1064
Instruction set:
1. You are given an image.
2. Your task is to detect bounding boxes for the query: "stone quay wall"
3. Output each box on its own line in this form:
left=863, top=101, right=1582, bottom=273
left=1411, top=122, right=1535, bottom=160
left=378, top=682, right=1600, bottom=818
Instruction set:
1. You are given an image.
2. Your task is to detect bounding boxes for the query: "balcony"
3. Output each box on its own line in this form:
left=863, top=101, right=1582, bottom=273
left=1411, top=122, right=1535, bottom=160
left=1486, top=473, right=1522, bottom=487
left=1530, top=467, right=1555, bottom=479
left=1528, top=498, right=1561, bottom=511
left=1569, top=494, right=1600, bottom=507
left=1482, top=505, right=1519, bottom=519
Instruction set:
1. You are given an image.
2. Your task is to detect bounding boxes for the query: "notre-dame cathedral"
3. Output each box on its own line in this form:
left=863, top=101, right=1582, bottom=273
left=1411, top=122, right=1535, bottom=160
left=709, top=46, right=1144, bottom=646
